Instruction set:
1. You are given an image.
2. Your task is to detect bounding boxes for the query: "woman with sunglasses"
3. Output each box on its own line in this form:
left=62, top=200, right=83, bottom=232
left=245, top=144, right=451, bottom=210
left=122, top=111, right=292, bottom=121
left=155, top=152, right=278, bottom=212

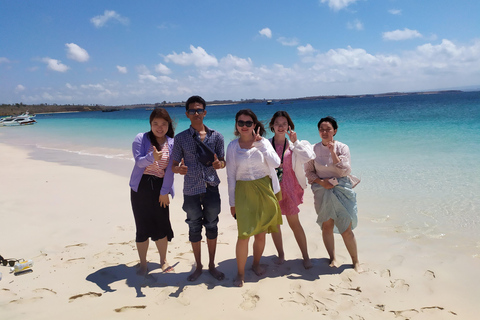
left=129, top=108, right=175, bottom=276
left=305, top=116, right=362, bottom=272
left=226, top=109, right=282, bottom=287
left=268, top=111, right=315, bottom=269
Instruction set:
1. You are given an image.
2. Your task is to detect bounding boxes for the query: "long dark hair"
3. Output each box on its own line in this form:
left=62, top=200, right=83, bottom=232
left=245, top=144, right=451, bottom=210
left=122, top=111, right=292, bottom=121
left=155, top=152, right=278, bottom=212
left=234, top=109, right=266, bottom=137
left=148, top=108, right=175, bottom=150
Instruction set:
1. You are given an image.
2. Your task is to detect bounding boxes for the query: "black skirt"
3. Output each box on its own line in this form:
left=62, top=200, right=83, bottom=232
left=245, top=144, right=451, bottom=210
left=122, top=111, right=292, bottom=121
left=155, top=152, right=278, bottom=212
left=130, top=174, right=173, bottom=242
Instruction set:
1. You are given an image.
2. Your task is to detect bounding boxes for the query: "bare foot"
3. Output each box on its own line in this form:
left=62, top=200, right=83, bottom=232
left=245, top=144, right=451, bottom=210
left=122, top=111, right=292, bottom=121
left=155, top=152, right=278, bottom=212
left=251, top=264, right=267, bottom=276
left=209, top=266, right=225, bottom=280
left=303, top=258, right=313, bottom=269
left=353, top=262, right=364, bottom=273
left=136, top=264, right=148, bottom=276
left=328, top=258, right=338, bottom=268
left=234, top=274, right=244, bottom=287
left=161, top=262, right=174, bottom=273
left=274, top=255, right=285, bottom=265
left=187, top=267, right=203, bottom=281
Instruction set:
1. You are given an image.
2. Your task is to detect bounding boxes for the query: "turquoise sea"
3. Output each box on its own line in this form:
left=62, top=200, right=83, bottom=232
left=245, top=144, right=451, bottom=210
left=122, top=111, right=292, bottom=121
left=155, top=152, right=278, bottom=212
left=2, top=91, right=480, bottom=252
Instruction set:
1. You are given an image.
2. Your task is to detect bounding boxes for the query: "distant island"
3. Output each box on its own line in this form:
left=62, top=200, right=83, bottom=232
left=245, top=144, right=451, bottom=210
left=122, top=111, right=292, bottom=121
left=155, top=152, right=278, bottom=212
left=0, top=90, right=466, bottom=117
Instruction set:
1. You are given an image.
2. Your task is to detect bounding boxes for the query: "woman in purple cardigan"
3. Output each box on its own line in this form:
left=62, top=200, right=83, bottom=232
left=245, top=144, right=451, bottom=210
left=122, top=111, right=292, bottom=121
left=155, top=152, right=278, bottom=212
left=129, top=108, right=175, bottom=276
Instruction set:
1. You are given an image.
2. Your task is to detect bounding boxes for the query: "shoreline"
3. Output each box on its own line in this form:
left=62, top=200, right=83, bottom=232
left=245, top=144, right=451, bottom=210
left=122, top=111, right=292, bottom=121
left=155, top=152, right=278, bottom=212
left=1, top=141, right=479, bottom=319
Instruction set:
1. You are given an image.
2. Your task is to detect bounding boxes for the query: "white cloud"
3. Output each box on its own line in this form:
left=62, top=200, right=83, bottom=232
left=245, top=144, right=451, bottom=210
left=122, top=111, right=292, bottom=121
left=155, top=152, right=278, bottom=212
left=259, top=28, right=272, bottom=38
left=42, top=57, right=70, bottom=72
left=0, top=57, right=11, bottom=64
left=164, top=45, right=218, bottom=68
left=65, top=43, right=90, bottom=62
left=298, top=44, right=316, bottom=55
left=155, top=63, right=171, bottom=75
left=15, top=85, right=25, bottom=93
left=116, top=65, right=128, bottom=74
left=90, top=10, right=129, bottom=28
left=277, top=37, right=299, bottom=46
left=320, top=0, right=359, bottom=11
left=383, top=28, right=422, bottom=41
left=16, top=39, right=480, bottom=105
left=347, top=19, right=364, bottom=31
left=219, top=54, right=253, bottom=71
left=389, top=9, right=402, bottom=15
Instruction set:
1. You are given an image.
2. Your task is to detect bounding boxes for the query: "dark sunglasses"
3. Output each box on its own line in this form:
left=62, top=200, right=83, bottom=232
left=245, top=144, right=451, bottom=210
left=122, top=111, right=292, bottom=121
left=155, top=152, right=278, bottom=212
left=187, top=109, right=205, bottom=115
left=237, top=120, right=254, bottom=127
left=0, top=256, right=19, bottom=266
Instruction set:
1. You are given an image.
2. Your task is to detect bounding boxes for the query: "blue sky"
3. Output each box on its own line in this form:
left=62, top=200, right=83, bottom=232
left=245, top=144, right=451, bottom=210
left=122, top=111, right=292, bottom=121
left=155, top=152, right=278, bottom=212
left=1, top=0, right=479, bottom=105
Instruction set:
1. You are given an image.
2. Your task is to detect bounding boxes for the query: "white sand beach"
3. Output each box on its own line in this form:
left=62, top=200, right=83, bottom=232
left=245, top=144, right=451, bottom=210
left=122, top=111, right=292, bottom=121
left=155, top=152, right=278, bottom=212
left=1, top=142, right=479, bottom=319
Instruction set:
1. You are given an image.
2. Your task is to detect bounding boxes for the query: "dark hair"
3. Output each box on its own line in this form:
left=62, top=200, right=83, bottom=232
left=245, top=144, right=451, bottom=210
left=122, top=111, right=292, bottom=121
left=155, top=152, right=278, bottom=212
left=269, top=110, right=295, bottom=133
left=185, top=95, right=206, bottom=110
left=234, top=109, right=266, bottom=137
left=148, top=108, right=175, bottom=150
left=317, top=116, right=338, bottom=130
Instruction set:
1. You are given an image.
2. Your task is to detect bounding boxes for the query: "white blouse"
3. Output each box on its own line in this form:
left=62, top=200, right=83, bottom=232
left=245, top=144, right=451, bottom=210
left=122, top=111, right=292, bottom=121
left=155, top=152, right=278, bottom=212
left=304, top=141, right=352, bottom=183
left=226, top=138, right=281, bottom=207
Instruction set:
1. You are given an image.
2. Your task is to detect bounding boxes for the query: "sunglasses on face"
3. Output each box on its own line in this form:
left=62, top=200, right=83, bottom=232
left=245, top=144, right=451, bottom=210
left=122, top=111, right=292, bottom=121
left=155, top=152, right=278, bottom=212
left=187, top=109, right=205, bottom=115
left=0, top=256, right=19, bottom=266
left=237, top=120, right=254, bottom=127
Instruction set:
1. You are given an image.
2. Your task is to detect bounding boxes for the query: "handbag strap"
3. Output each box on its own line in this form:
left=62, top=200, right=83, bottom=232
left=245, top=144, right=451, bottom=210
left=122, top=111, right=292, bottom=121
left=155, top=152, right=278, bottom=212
left=271, top=138, right=287, bottom=164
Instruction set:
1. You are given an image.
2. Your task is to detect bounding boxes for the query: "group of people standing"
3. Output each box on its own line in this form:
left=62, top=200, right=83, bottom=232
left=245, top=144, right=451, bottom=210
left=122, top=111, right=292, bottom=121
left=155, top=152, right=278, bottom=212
left=129, top=95, right=361, bottom=287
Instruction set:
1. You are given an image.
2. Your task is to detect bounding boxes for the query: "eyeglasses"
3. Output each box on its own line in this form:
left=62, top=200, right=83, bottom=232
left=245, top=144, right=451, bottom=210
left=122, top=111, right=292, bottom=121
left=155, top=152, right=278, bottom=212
left=319, top=128, right=333, bottom=133
left=237, top=120, right=254, bottom=127
left=0, top=256, right=19, bottom=267
left=187, top=109, right=205, bottom=115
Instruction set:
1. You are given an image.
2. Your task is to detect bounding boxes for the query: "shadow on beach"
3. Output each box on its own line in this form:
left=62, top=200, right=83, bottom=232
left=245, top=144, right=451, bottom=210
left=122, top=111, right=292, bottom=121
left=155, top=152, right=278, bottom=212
left=85, top=255, right=353, bottom=298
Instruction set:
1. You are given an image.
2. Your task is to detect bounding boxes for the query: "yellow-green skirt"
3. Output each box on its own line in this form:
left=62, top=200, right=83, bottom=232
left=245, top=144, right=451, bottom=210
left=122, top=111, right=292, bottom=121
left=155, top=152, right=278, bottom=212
left=235, top=176, right=282, bottom=239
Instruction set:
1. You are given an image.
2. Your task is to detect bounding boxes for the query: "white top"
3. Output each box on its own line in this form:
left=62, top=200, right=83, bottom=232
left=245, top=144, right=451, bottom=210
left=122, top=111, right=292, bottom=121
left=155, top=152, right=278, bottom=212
left=304, top=141, right=352, bottom=183
left=270, top=138, right=316, bottom=189
left=226, top=137, right=281, bottom=207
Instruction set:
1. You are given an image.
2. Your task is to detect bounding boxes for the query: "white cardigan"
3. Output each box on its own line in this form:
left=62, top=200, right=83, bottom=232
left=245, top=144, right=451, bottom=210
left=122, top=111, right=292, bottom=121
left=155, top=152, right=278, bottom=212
left=270, top=138, right=315, bottom=189
left=226, top=138, right=281, bottom=207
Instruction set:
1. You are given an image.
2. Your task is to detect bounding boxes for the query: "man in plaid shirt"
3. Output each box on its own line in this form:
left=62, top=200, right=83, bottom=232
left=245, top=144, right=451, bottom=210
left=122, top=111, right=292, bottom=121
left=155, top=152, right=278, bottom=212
left=172, top=95, right=226, bottom=281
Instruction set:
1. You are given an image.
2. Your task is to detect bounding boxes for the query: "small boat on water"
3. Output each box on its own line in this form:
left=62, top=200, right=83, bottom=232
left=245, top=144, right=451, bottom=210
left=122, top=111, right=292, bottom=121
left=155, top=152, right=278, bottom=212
left=266, top=100, right=273, bottom=105
left=0, top=111, right=37, bottom=126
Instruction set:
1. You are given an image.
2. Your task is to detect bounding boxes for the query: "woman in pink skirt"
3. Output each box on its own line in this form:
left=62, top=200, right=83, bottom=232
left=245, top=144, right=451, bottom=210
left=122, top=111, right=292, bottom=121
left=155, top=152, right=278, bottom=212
left=268, top=111, right=315, bottom=269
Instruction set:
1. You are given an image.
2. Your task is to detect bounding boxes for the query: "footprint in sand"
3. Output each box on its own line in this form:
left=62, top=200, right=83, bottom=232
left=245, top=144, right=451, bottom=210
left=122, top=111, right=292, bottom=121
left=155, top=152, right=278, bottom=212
left=33, top=288, right=57, bottom=295
left=424, top=270, right=436, bottom=279
left=390, top=309, right=419, bottom=318
left=389, top=279, right=410, bottom=291
left=69, top=292, right=102, bottom=302
left=65, top=243, right=87, bottom=248
left=380, top=269, right=391, bottom=278
left=240, top=291, right=260, bottom=310
left=114, top=305, right=146, bottom=312
left=9, top=297, right=43, bottom=304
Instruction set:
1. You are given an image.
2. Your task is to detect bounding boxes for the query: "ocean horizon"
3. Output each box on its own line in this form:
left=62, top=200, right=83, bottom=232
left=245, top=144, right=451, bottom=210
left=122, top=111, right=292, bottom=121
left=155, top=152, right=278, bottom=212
left=2, top=91, right=479, bottom=256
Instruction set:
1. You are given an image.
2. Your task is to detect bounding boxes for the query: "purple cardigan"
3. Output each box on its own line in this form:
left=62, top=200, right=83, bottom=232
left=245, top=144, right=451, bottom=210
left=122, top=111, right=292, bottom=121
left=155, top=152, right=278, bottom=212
left=129, top=132, right=175, bottom=197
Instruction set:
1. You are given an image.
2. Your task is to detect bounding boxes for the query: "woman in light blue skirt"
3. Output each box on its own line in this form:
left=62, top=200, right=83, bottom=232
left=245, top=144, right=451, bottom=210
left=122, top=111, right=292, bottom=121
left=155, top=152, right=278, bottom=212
left=305, top=116, right=362, bottom=272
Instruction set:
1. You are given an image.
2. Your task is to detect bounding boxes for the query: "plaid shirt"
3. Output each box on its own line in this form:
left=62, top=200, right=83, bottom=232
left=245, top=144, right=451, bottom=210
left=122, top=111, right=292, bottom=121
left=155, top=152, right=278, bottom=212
left=172, top=125, right=225, bottom=196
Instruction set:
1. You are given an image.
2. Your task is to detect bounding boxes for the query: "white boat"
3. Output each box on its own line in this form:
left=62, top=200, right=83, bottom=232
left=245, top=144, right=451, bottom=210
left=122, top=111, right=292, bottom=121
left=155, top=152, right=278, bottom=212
left=0, top=111, right=37, bottom=126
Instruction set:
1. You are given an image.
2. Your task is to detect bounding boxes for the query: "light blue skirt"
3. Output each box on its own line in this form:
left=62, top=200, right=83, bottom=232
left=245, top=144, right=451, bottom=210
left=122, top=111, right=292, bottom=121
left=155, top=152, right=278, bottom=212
left=311, top=176, right=358, bottom=234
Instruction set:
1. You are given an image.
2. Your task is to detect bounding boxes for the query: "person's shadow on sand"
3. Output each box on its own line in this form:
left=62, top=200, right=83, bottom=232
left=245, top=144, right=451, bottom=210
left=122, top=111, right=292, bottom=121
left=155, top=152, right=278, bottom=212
left=86, top=256, right=351, bottom=297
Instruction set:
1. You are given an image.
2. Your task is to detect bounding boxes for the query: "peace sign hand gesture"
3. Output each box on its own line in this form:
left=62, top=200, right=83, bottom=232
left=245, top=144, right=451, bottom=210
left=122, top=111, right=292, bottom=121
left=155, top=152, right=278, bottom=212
left=287, top=126, right=297, bottom=143
left=253, top=126, right=262, bottom=142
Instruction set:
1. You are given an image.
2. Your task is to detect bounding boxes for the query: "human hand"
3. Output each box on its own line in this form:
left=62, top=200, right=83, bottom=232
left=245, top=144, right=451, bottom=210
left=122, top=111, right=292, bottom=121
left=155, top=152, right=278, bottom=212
left=159, top=194, right=170, bottom=208
left=287, top=126, right=297, bottom=143
left=230, top=206, right=236, bottom=219
left=327, top=141, right=335, bottom=153
left=177, top=158, right=188, bottom=175
left=212, top=154, right=223, bottom=170
left=153, top=146, right=163, bottom=161
left=253, top=126, right=262, bottom=142
left=316, top=178, right=335, bottom=189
